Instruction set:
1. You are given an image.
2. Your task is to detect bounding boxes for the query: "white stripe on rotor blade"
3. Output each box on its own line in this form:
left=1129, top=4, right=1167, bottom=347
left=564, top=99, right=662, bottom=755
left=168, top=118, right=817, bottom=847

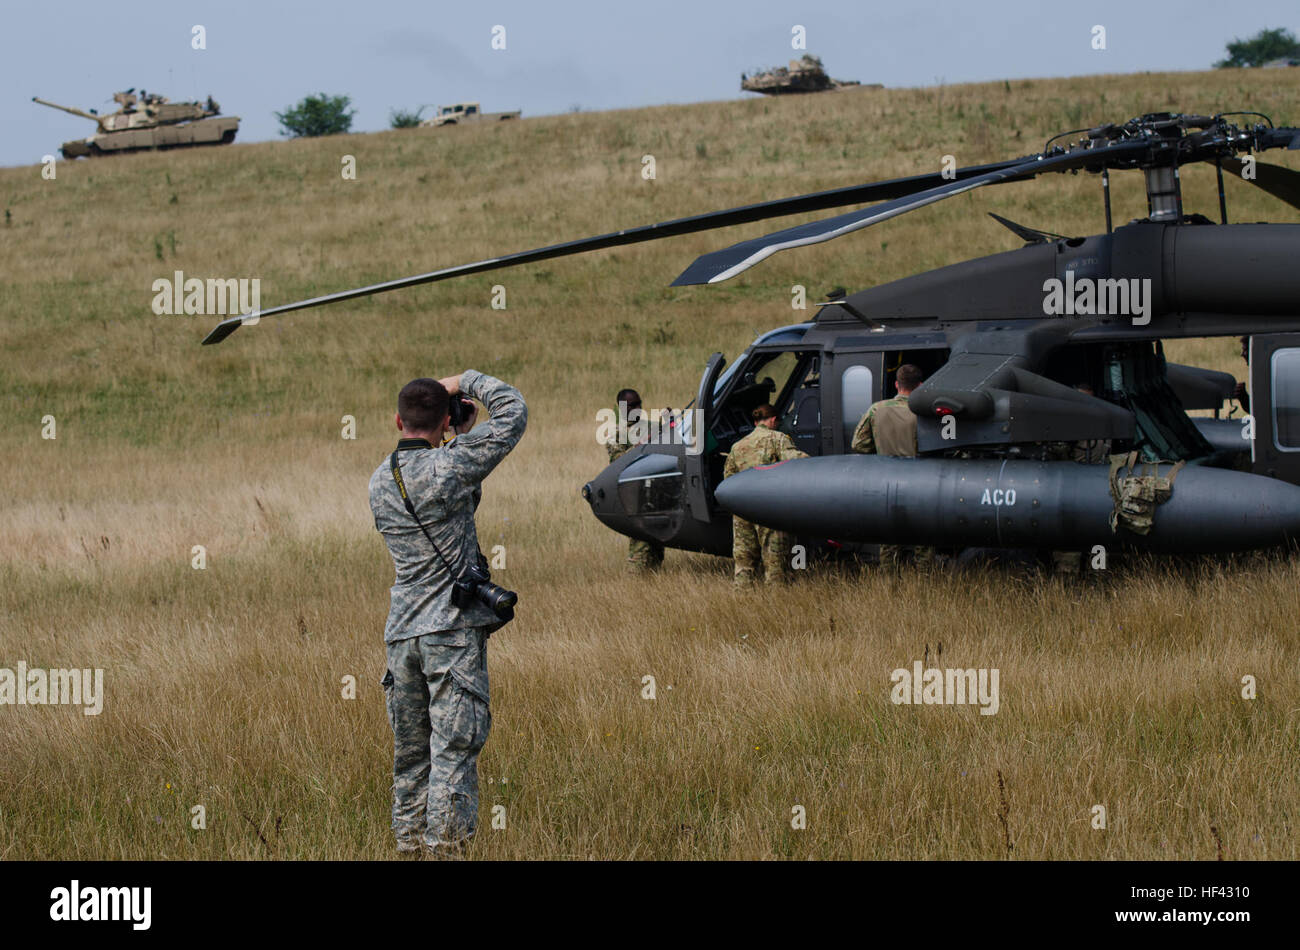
left=707, top=174, right=1002, bottom=284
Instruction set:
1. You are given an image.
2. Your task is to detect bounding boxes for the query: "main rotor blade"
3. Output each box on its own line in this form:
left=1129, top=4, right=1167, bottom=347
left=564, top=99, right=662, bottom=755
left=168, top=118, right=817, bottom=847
left=670, top=139, right=1152, bottom=285
left=1219, top=157, right=1300, bottom=211
left=201, top=158, right=1030, bottom=344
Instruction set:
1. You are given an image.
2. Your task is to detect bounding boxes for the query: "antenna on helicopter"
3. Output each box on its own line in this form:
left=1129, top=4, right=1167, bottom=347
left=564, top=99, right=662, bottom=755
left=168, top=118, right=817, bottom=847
left=816, top=286, right=880, bottom=328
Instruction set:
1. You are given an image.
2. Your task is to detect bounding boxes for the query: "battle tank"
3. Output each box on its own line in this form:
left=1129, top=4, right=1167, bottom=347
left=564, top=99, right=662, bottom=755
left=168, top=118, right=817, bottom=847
left=740, top=55, right=863, bottom=95
left=31, top=89, right=240, bottom=158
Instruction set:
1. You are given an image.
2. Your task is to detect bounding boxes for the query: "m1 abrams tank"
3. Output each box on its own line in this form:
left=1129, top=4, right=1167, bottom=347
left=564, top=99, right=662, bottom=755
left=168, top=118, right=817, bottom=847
left=31, top=89, right=240, bottom=158
left=740, top=54, right=862, bottom=95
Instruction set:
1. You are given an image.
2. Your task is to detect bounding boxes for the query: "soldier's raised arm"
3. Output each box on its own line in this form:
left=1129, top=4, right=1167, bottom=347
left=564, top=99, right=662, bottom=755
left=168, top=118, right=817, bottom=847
left=443, top=369, right=528, bottom=484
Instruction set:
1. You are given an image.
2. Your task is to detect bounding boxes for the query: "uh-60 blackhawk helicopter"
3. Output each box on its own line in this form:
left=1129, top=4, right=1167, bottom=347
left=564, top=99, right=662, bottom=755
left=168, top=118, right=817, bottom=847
left=204, top=111, right=1300, bottom=561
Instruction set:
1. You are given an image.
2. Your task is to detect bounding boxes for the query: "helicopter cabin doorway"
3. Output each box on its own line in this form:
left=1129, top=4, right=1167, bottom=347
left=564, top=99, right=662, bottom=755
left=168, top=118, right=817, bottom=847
left=833, top=346, right=950, bottom=453
left=710, top=349, right=822, bottom=460
left=1250, top=333, right=1300, bottom=486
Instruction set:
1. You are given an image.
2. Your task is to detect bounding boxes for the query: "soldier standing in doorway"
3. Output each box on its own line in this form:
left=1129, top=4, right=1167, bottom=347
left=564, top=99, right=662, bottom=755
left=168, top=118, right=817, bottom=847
left=722, top=403, right=809, bottom=586
left=851, top=363, right=933, bottom=568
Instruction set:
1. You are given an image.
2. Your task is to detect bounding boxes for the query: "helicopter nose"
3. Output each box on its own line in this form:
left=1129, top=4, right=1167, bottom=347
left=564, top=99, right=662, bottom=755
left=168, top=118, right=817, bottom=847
left=581, top=472, right=614, bottom=513
left=582, top=460, right=637, bottom=538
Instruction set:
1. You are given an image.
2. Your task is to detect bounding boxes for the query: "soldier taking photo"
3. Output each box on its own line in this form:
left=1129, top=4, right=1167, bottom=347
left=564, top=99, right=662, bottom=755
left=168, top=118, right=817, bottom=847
left=368, top=370, right=527, bottom=857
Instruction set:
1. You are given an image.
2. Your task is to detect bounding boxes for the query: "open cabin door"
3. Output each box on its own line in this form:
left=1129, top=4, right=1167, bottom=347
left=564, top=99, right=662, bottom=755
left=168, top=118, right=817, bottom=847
left=683, top=352, right=726, bottom=523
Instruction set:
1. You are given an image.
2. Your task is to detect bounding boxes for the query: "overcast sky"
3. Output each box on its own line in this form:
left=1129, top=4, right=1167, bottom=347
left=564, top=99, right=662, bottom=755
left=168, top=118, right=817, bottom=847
left=2, top=0, right=1294, bottom=167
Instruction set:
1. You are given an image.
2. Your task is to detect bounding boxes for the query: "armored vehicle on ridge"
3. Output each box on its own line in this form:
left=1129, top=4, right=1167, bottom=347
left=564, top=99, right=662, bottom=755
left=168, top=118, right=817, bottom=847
left=741, top=55, right=863, bottom=95
left=32, top=89, right=240, bottom=158
left=420, top=102, right=522, bottom=127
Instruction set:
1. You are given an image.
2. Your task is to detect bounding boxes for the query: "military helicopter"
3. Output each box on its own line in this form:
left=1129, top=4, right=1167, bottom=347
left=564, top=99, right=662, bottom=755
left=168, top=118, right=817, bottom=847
left=204, top=111, right=1300, bottom=558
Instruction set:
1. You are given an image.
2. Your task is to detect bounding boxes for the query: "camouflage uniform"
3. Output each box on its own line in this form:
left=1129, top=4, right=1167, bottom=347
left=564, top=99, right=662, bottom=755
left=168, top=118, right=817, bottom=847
left=851, top=395, right=932, bottom=567
left=368, top=370, right=527, bottom=855
left=1048, top=438, right=1111, bottom=575
left=722, top=425, right=809, bottom=585
left=606, top=436, right=665, bottom=572
left=850, top=395, right=917, bottom=457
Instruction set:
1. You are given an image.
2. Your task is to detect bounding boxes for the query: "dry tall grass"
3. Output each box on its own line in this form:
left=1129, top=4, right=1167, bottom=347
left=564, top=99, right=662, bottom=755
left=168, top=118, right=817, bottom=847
left=1, top=69, right=1298, bottom=859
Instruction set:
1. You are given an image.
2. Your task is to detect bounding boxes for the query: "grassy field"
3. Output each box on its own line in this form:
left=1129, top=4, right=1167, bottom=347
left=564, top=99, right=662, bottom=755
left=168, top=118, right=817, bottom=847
left=2, top=68, right=1299, bottom=860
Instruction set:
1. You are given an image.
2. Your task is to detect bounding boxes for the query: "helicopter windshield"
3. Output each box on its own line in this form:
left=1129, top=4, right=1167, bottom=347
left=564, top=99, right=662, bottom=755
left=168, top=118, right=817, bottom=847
left=711, top=349, right=817, bottom=451
left=709, top=324, right=813, bottom=397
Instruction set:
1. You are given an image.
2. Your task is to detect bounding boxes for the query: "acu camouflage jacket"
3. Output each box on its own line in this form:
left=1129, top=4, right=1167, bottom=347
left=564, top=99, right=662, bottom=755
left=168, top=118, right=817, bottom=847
left=369, top=370, right=528, bottom=642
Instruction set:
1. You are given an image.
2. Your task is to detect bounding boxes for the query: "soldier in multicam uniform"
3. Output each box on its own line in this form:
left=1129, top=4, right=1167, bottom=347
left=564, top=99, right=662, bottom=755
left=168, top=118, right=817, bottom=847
left=368, top=370, right=527, bottom=857
left=605, top=388, right=665, bottom=572
left=1050, top=383, right=1111, bottom=575
left=850, top=364, right=933, bottom=567
left=722, top=403, right=809, bottom=586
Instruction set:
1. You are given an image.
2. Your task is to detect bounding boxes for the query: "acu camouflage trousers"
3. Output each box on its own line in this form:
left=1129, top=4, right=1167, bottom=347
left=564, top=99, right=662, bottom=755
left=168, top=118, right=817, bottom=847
left=383, top=628, right=491, bottom=854
left=732, top=515, right=794, bottom=586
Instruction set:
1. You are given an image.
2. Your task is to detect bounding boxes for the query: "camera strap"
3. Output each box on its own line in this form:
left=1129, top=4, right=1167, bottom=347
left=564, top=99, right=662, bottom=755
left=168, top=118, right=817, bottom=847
left=389, top=449, right=460, bottom=579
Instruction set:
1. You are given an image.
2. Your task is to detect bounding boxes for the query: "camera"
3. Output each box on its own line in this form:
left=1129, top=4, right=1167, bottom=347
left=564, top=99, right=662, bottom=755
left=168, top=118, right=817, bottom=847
left=452, top=553, right=518, bottom=623
left=448, top=395, right=474, bottom=428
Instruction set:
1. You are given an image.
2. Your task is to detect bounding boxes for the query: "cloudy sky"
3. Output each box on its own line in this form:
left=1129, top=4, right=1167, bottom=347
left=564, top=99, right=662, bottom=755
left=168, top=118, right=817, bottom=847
left=2, top=0, right=1294, bottom=167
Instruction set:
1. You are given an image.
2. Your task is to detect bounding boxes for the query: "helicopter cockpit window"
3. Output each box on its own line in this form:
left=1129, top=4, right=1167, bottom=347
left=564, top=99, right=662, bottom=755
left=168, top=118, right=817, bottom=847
left=617, top=454, right=685, bottom=514
left=1271, top=348, right=1300, bottom=451
left=717, top=350, right=802, bottom=430
left=779, top=355, right=822, bottom=453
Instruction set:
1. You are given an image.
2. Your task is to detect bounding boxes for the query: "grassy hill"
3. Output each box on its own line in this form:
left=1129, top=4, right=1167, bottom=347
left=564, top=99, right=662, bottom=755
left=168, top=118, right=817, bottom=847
left=2, top=69, right=1299, bottom=859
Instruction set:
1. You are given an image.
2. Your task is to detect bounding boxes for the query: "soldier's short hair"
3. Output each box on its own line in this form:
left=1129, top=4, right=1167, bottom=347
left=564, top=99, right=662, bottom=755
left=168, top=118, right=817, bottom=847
left=752, top=403, right=777, bottom=422
left=895, top=364, right=924, bottom=392
left=617, top=388, right=642, bottom=409
left=398, top=378, right=450, bottom=433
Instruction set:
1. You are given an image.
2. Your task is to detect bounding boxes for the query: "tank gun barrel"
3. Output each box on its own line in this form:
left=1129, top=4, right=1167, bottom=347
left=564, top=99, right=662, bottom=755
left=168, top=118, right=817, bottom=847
left=31, top=96, right=104, bottom=128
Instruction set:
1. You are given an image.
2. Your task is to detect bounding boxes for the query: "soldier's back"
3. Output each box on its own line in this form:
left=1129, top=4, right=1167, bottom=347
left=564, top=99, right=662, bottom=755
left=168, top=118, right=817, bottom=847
left=867, top=396, right=917, bottom=457
left=725, top=426, right=803, bottom=476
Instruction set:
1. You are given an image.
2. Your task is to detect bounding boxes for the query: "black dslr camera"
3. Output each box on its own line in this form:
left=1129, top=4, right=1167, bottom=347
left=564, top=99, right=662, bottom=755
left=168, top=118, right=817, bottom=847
left=452, top=551, right=517, bottom=623
left=448, top=395, right=475, bottom=429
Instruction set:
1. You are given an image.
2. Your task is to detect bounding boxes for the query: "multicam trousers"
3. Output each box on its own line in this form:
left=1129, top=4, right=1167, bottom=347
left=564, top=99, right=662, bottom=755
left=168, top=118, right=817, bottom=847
left=383, top=628, right=491, bottom=854
left=879, top=544, right=935, bottom=568
left=732, top=515, right=794, bottom=586
left=627, top=537, right=664, bottom=572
